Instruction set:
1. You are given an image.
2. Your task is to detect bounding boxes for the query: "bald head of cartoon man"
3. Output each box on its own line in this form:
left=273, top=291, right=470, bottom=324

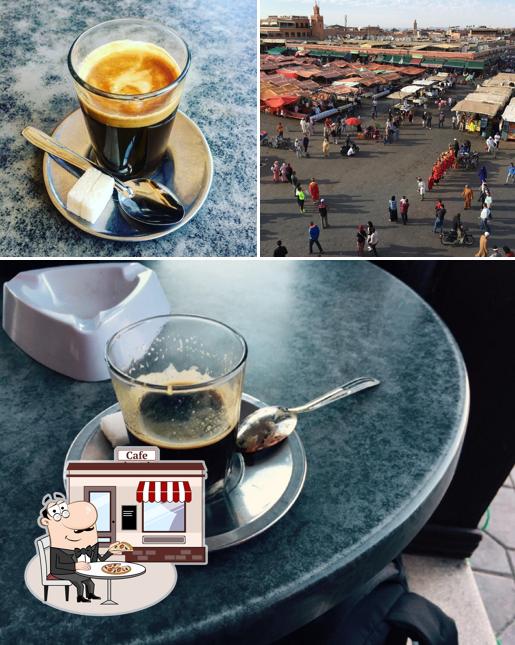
left=39, top=493, right=121, bottom=603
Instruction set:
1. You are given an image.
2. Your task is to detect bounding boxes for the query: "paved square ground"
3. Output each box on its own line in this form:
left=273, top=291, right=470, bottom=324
left=471, top=468, right=515, bottom=642
left=260, top=86, right=515, bottom=257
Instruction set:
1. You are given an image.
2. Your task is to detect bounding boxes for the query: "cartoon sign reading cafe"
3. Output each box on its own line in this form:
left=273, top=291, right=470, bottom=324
left=65, top=447, right=207, bottom=564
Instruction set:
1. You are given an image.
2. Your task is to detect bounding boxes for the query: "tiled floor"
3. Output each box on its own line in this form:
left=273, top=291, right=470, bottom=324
left=471, top=468, right=515, bottom=644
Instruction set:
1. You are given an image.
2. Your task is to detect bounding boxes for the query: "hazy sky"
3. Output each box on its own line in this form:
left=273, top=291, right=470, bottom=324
left=260, top=0, right=515, bottom=29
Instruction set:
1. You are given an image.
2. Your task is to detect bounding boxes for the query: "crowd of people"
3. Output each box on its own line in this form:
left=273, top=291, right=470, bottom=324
left=265, top=84, right=513, bottom=258
left=269, top=160, right=384, bottom=256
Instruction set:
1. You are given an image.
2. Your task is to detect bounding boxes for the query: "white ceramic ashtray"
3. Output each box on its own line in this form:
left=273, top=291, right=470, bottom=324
left=2, top=263, right=171, bottom=381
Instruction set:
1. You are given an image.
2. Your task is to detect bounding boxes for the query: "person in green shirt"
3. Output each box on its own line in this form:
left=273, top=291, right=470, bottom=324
left=296, top=186, right=305, bottom=213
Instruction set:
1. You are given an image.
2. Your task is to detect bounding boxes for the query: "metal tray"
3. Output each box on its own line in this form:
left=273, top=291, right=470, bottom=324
left=43, top=108, right=213, bottom=242
left=64, top=393, right=307, bottom=551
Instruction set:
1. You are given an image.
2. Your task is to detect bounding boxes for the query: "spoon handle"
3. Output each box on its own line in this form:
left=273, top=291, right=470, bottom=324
left=288, top=377, right=380, bottom=415
left=21, top=126, right=130, bottom=196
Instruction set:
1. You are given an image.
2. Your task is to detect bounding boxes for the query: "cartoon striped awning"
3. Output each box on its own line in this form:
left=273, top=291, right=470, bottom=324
left=136, top=481, right=192, bottom=503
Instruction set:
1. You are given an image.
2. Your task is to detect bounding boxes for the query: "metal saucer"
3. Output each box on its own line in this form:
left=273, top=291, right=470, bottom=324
left=64, top=393, right=307, bottom=552
left=43, top=109, right=213, bottom=242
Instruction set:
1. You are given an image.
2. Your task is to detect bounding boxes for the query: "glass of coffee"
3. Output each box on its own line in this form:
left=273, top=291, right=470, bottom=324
left=68, top=19, right=190, bottom=178
left=106, top=315, right=248, bottom=497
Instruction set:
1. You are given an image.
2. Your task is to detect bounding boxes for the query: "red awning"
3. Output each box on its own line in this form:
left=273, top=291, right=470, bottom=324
left=276, top=68, right=299, bottom=79
left=137, top=481, right=192, bottom=503
left=264, top=96, right=299, bottom=109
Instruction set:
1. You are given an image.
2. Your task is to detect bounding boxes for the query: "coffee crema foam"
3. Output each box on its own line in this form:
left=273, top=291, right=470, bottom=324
left=80, top=40, right=180, bottom=95
left=77, top=40, right=183, bottom=128
left=113, top=365, right=240, bottom=450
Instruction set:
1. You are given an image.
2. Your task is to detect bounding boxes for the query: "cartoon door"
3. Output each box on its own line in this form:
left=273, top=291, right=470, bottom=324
left=84, top=486, right=116, bottom=544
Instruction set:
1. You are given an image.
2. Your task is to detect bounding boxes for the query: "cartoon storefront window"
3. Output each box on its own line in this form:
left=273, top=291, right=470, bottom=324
left=143, top=501, right=185, bottom=532
left=137, top=481, right=189, bottom=532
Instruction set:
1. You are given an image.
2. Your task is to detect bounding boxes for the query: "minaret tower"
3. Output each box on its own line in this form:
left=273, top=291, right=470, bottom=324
left=311, top=1, right=325, bottom=40
left=413, top=19, right=418, bottom=35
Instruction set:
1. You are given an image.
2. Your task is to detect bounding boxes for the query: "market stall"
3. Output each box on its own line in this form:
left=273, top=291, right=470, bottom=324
left=453, top=86, right=512, bottom=135
left=501, top=97, right=515, bottom=141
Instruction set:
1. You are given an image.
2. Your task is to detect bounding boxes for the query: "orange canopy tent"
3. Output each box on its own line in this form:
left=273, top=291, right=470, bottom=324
left=263, top=96, right=299, bottom=109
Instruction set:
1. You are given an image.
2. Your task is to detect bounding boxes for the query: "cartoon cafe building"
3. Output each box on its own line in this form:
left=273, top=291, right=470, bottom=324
left=66, top=448, right=207, bottom=564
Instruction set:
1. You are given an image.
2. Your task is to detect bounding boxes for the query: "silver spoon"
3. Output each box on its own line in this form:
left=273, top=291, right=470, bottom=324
left=237, top=377, right=380, bottom=454
left=22, top=126, right=185, bottom=227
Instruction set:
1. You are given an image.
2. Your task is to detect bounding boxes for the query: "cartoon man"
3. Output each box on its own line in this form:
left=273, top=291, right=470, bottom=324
left=38, top=493, right=122, bottom=603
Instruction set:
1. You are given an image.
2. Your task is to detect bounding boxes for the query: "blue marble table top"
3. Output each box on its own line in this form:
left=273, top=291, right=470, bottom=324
left=0, top=0, right=256, bottom=257
left=1, top=260, right=469, bottom=643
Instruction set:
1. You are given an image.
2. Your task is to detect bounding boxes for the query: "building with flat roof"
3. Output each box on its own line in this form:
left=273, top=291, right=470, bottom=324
left=260, top=2, right=327, bottom=41
left=260, top=15, right=311, bottom=40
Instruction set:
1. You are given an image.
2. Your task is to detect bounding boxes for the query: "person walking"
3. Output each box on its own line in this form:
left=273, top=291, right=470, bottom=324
left=485, top=136, right=496, bottom=157
left=478, top=165, right=488, bottom=185
left=462, top=184, right=473, bottom=209
left=438, top=111, right=445, bottom=128
left=426, top=113, right=432, bottom=129
left=309, top=178, right=320, bottom=203
left=280, top=162, right=289, bottom=183
left=417, top=177, right=426, bottom=200
left=273, top=240, right=288, bottom=257
left=494, top=132, right=501, bottom=151
left=367, top=222, right=379, bottom=256
left=308, top=222, right=323, bottom=255
left=475, top=231, right=490, bottom=257
left=421, top=110, right=427, bottom=128
left=506, top=162, right=515, bottom=184
left=453, top=138, right=459, bottom=156
left=322, top=137, right=330, bottom=158
left=479, top=205, right=492, bottom=233
left=318, top=199, right=329, bottom=229
left=271, top=160, right=280, bottom=183
left=300, top=117, right=310, bottom=137
left=291, top=171, right=300, bottom=192
left=399, top=196, right=409, bottom=225
left=433, top=200, right=446, bottom=234
left=294, top=138, right=303, bottom=158
left=276, top=122, right=284, bottom=140
left=303, top=135, right=310, bottom=156
left=371, top=98, right=378, bottom=119
left=388, top=196, right=398, bottom=222
left=478, top=186, right=488, bottom=208
left=451, top=114, right=457, bottom=129
left=356, top=225, right=367, bottom=256
left=484, top=191, right=493, bottom=210
left=296, top=186, right=306, bottom=213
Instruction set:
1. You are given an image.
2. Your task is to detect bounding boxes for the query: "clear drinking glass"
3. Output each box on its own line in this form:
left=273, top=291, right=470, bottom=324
left=68, top=19, right=191, bottom=177
left=106, top=315, right=248, bottom=497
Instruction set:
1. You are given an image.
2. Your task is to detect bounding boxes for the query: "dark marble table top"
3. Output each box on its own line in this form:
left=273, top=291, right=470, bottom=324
left=0, top=0, right=256, bottom=257
left=1, top=260, right=468, bottom=644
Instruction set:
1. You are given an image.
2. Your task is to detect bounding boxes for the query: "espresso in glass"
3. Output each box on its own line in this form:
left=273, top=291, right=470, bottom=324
left=106, top=316, right=248, bottom=497
left=114, top=369, right=239, bottom=489
left=68, top=20, right=190, bottom=178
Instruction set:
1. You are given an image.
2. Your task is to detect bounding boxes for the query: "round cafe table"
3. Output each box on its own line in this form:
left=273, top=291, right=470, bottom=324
left=76, top=562, right=146, bottom=606
left=3, top=261, right=469, bottom=644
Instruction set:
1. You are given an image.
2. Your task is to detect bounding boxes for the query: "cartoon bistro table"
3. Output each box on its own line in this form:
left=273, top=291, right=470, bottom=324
left=77, top=562, right=146, bottom=606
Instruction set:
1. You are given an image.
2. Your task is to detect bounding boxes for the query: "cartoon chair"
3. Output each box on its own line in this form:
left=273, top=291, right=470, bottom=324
left=36, top=535, right=71, bottom=602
